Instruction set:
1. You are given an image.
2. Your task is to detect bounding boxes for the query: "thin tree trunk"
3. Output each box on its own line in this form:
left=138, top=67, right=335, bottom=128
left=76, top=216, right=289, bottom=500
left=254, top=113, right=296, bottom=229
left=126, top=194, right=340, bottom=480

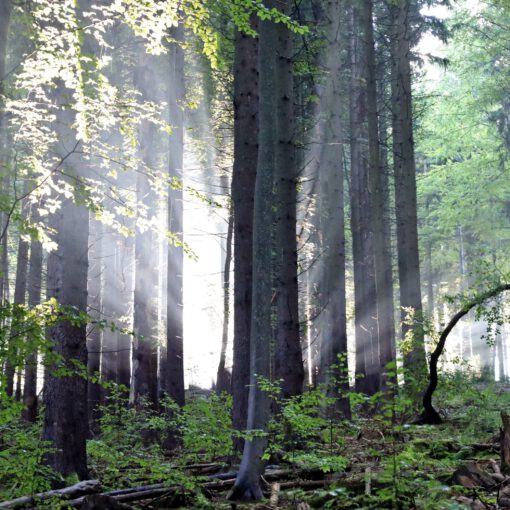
left=231, top=16, right=259, bottom=450
left=216, top=202, right=233, bottom=394
left=23, top=206, right=43, bottom=422
left=117, top=235, right=133, bottom=391
left=5, top=199, right=29, bottom=397
left=421, top=283, right=510, bottom=424
left=87, top=215, right=102, bottom=431
left=166, top=24, right=185, bottom=409
left=101, top=234, right=117, bottom=391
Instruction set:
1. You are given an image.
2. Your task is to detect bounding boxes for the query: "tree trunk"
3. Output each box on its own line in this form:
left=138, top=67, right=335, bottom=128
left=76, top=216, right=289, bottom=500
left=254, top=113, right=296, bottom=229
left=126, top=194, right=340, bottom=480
left=421, top=283, right=510, bottom=424
left=216, top=201, right=233, bottom=394
left=23, top=206, right=43, bottom=422
left=5, top=199, right=29, bottom=397
left=350, top=2, right=380, bottom=396
left=101, top=233, right=117, bottom=391
left=231, top=16, right=259, bottom=450
left=117, top=235, right=133, bottom=391
left=390, top=0, right=426, bottom=377
left=274, top=0, right=304, bottom=400
left=43, top=182, right=90, bottom=481
left=166, top=24, right=185, bottom=409
left=364, top=0, right=396, bottom=391
left=87, top=215, right=102, bottom=431
left=318, top=0, right=350, bottom=418
left=131, top=49, right=160, bottom=409
left=228, top=2, right=277, bottom=500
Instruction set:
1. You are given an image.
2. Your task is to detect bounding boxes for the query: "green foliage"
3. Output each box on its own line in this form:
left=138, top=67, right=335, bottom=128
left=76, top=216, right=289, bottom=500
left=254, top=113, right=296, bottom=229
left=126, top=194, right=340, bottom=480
left=88, top=388, right=233, bottom=489
left=179, top=393, right=234, bottom=463
left=0, top=419, right=55, bottom=500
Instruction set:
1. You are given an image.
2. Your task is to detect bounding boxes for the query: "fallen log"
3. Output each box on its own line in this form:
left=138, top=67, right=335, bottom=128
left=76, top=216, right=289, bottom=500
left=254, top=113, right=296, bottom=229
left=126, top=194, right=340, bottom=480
left=65, top=466, right=328, bottom=507
left=0, top=480, right=101, bottom=509
left=81, top=495, right=134, bottom=510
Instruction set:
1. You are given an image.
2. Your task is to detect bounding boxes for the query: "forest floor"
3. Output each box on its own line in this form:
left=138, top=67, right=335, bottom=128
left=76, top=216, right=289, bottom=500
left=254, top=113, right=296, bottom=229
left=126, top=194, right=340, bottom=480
left=3, top=374, right=510, bottom=509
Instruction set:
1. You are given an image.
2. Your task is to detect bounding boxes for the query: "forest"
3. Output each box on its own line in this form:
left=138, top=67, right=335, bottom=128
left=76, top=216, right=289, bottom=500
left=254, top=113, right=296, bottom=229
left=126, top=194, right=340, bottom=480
left=1, top=0, right=510, bottom=508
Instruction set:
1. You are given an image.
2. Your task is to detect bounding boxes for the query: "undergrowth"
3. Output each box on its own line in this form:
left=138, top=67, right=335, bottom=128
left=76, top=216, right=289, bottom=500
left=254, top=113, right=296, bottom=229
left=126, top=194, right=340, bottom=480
left=1, top=367, right=510, bottom=509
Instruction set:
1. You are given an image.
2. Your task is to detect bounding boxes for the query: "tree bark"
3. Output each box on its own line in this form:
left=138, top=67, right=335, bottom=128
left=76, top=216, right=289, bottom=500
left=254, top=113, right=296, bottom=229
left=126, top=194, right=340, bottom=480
left=166, top=24, right=185, bottom=409
left=390, top=0, right=427, bottom=377
left=350, top=1, right=380, bottom=396
left=43, top=177, right=90, bottom=481
left=228, top=2, right=277, bottom=500
left=364, top=0, right=396, bottom=391
left=87, top=215, right=102, bottom=431
left=231, top=16, right=259, bottom=450
left=131, top=49, right=160, bottom=409
left=116, top=235, right=133, bottom=391
left=318, top=0, right=351, bottom=417
left=22, top=205, right=43, bottom=422
left=216, top=200, right=233, bottom=394
left=274, top=0, right=304, bottom=400
left=5, top=199, right=29, bottom=397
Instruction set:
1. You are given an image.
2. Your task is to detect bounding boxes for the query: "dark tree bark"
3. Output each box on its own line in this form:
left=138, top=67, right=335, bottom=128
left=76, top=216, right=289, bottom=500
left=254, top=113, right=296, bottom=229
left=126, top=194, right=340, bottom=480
left=390, top=0, right=427, bottom=376
left=43, top=180, right=90, bottom=481
left=349, top=2, right=380, bottom=396
left=5, top=200, right=29, bottom=397
left=87, top=215, right=102, bottom=430
left=228, top=2, right=277, bottom=501
left=23, top=206, right=43, bottom=422
left=166, top=24, right=185, bottom=409
left=274, top=0, right=304, bottom=400
left=231, top=16, right=258, bottom=450
left=216, top=201, right=233, bottom=395
left=364, top=0, right=396, bottom=390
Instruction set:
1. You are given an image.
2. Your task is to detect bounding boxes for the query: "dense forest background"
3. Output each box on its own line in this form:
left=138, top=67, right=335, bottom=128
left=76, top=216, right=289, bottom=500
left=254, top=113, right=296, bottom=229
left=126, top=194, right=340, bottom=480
left=1, top=0, right=510, bottom=508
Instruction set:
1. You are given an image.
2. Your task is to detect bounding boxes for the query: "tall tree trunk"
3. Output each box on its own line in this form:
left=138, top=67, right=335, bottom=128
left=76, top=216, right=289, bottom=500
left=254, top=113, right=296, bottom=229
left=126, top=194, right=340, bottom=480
left=0, top=0, right=10, bottom=305
left=318, top=0, right=350, bottom=418
left=43, top=183, right=89, bottom=481
left=216, top=201, right=233, bottom=394
left=23, top=206, right=43, bottom=422
left=101, top=234, right=117, bottom=390
left=5, top=200, right=29, bottom=397
left=390, top=0, right=426, bottom=377
left=117, top=234, right=133, bottom=390
left=166, top=24, right=185, bottom=409
left=87, top=215, right=102, bottom=430
left=231, top=16, right=259, bottom=450
left=350, top=2, right=380, bottom=395
left=131, top=50, right=160, bottom=409
left=274, top=0, right=304, bottom=400
left=228, top=1, right=277, bottom=500
left=364, top=0, right=396, bottom=390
